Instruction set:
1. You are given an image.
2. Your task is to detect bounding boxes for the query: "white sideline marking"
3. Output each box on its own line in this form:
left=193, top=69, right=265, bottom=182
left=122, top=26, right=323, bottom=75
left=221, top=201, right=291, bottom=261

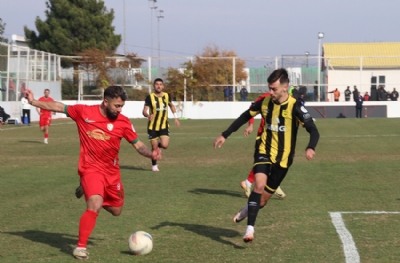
left=329, top=211, right=400, bottom=263
left=0, top=121, right=75, bottom=131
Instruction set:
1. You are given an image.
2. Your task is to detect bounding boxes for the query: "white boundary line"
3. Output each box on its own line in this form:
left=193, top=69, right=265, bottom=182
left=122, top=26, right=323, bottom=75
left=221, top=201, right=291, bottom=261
left=329, top=211, right=400, bottom=263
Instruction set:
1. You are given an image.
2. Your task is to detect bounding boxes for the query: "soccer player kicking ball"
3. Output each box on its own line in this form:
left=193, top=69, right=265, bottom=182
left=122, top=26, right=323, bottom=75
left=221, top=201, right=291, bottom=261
left=214, top=68, right=319, bottom=243
left=25, top=86, right=161, bottom=260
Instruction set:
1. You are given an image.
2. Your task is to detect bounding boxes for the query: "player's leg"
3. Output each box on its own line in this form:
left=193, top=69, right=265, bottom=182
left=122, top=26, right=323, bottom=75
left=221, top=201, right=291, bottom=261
left=102, top=175, right=125, bottom=216
left=43, top=125, right=49, bottom=144
left=148, top=130, right=160, bottom=171
left=73, top=174, right=105, bottom=260
left=240, top=168, right=254, bottom=198
left=159, top=135, right=170, bottom=149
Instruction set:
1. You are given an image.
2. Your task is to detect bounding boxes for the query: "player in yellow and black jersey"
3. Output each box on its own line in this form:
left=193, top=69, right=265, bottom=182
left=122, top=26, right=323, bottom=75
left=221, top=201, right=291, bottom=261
left=214, top=68, right=319, bottom=243
left=143, top=78, right=180, bottom=172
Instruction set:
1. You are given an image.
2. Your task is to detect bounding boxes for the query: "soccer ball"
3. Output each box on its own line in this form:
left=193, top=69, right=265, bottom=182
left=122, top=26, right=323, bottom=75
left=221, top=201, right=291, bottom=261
left=128, top=231, right=153, bottom=255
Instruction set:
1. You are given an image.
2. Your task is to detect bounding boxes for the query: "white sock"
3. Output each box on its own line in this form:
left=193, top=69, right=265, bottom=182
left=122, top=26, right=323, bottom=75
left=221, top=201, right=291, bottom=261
left=76, top=247, right=86, bottom=250
left=245, top=179, right=252, bottom=187
left=246, top=225, right=254, bottom=232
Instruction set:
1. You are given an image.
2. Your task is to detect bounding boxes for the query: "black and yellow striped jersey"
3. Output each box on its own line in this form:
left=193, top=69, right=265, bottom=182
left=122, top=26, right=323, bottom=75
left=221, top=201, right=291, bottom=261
left=222, top=93, right=319, bottom=168
left=144, top=93, right=172, bottom=131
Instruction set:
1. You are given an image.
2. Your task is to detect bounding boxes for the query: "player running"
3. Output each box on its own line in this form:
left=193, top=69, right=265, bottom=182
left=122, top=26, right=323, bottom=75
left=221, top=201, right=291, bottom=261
left=36, top=89, right=54, bottom=144
left=25, top=86, right=162, bottom=260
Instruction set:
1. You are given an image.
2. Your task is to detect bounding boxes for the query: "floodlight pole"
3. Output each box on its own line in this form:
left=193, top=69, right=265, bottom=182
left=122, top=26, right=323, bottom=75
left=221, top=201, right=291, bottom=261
left=317, top=32, right=324, bottom=102
left=157, top=10, right=164, bottom=71
left=149, top=0, right=157, bottom=60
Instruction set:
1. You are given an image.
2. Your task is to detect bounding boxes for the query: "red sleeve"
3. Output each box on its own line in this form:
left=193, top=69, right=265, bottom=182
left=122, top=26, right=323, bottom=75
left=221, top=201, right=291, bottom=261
left=65, top=104, right=85, bottom=121
left=124, top=121, right=139, bottom=144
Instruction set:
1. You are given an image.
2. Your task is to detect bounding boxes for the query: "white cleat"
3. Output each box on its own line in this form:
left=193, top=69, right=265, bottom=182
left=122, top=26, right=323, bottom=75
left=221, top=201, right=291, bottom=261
left=240, top=181, right=251, bottom=198
left=73, top=248, right=89, bottom=260
left=152, top=165, right=159, bottom=172
left=44, top=138, right=48, bottom=144
left=274, top=186, right=286, bottom=199
left=232, top=209, right=248, bottom=223
left=243, top=226, right=254, bottom=243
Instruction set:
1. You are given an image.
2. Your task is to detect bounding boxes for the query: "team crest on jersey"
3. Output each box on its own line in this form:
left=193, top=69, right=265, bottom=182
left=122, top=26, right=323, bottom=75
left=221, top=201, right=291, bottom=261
left=107, top=123, right=114, bottom=131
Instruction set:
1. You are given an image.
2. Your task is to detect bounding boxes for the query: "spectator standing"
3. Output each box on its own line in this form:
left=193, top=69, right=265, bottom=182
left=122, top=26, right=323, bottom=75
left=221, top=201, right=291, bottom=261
left=229, top=86, right=233, bottom=101
left=329, top=88, right=340, bottom=102
left=9, top=77, right=16, bottom=101
left=355, top=92, right=364, bottom=118
left=240, top=87, right=248, bottom=101
left=379, top=86, right=388, bottom=101
left=352, top=85, right=358, bottom=101
left=21, top=96, right=31, bottom=125
left=313, top=81, right=318, bottom=101
left=344, top=86, right=351, bottom=101
left=363, top=92, right=370, bottom=101
left=223, top=86, right=229, bottom=101
left=391, top=88, right=398, bottom=101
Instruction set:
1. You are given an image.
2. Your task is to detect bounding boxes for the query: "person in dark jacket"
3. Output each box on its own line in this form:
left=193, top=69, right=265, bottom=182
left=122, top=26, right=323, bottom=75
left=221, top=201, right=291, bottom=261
left=355, top=92, right=364, bottom=118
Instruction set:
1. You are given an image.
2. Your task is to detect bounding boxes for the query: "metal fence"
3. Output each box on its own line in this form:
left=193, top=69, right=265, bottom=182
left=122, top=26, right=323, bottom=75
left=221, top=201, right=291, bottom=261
left=0, top=43, right=59, bottom=102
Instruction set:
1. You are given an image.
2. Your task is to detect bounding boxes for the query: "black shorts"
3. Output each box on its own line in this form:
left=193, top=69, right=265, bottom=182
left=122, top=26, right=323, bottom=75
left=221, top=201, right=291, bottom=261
left=147, top=128, right=170, bottom=140
left=253, top=154, right=288, bottom=194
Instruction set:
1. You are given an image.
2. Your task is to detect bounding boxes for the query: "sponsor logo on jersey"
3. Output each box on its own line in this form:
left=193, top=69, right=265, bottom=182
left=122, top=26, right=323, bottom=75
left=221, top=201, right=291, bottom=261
left=267, top=124, right=286, bottom=132
left=85, top=118, right=95, bottom=123
left=87, top=129, right=110, bottom=140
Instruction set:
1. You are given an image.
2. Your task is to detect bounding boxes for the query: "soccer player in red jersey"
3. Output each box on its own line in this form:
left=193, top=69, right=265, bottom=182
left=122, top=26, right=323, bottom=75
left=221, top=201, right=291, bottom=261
left=36, top=89, right=54, bottom=144
left=240, top=93, right=286, bottom=199
left=25, top=86, right=162, bottom=260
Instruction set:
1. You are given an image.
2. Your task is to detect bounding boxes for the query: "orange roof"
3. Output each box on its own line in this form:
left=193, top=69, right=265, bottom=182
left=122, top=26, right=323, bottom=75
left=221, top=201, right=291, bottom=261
left=323, top=42, right=400, bottom=68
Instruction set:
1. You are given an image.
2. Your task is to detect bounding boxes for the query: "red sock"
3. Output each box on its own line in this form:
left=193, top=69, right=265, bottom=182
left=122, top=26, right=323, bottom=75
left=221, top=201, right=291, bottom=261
left=44, top=133, right=49, bottom=139
left=247, top=169, right=255, bottom=184
left=77, top=210, right=98, bottom=248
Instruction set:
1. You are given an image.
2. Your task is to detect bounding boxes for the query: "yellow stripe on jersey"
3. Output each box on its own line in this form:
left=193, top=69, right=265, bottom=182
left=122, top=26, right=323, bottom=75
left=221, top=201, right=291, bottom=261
left=147, top=93, right=170, bottom=131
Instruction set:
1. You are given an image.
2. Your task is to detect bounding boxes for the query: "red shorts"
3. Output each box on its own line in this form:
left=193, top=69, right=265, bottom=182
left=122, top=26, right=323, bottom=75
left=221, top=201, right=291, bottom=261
left=80, top=172, right=124, bottom=207
left=39, top=115, right=52, bottom=127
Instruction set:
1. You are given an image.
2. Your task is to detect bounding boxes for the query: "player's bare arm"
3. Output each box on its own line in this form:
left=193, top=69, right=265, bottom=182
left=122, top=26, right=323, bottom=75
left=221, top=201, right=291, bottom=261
left=142, top=105, right=154, bottom=121
left=168, top=102, right=180, bottom=128
left=133, top=140, right=162, bottom=160
left=26, top=89, right=64, bottom=112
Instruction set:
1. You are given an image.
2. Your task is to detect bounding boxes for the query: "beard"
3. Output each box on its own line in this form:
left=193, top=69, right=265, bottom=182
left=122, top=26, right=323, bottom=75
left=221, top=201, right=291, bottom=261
left=105, top=107, right=119, bottom=120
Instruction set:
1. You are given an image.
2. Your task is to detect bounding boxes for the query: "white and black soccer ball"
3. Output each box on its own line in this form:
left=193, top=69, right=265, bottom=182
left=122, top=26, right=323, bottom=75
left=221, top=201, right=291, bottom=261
left=128, top=231, right=153, bottom=255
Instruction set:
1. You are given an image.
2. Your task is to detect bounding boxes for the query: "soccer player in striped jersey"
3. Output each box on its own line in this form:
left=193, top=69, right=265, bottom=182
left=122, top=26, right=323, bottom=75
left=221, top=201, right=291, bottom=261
left=214, top=68, right=319, bottom=243
left=240, top=93, right=286, bottom=199
left=143, top=78, right=180, bottom=172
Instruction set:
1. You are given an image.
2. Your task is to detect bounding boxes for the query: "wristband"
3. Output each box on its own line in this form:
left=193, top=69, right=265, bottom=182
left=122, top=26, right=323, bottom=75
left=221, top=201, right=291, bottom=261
left=173, top=113, right=177, bottom=118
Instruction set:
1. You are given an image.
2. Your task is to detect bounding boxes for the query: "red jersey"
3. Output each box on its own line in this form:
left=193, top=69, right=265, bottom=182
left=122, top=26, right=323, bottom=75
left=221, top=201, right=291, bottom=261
left=248, top=93, right=270, bottom=136
left=38, top=96, right=54, bottom=116
left=65, top=104, right=139, bottom=176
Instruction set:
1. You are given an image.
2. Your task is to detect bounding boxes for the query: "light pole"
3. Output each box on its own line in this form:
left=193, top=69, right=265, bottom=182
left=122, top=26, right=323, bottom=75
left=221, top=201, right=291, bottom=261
left=157, top=10, right=164, bottom=71
left=148, top=0, right=157, bottom=59
left=317, top=32, right=324, bottom=102
left=123, top=0, right=126, bottom=55
left=305, top=51, right=310, bottom=68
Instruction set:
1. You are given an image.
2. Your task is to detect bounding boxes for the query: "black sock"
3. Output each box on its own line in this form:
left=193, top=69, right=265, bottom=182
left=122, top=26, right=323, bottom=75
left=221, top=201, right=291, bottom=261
left=152, top=159, right=157, bottom=165
left=247, top=192, right=261, bottom=226
left=158, top=142, right=162, bottom=148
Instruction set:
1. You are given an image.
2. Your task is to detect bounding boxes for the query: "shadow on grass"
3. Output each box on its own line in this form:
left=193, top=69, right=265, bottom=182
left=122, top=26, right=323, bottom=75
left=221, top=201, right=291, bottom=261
left=4, top=230, right=99, bottom=256
left=18, top=140, right=42, bottom=143
left=188, top=188, right=243, bottom=198
left=151, top=222, right=245, bottom=249
left=120, top=165, right=148, bottom=171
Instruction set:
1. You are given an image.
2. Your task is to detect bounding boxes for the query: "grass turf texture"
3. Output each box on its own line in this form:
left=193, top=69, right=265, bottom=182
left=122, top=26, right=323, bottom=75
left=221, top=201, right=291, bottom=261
left=1, top=118, right=400, bottom=262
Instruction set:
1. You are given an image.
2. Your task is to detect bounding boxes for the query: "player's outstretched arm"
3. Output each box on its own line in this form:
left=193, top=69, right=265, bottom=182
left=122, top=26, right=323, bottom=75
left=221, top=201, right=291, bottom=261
left=132, top=140, right=162, bottom=160
left=26, top=89, right=65, bottom=113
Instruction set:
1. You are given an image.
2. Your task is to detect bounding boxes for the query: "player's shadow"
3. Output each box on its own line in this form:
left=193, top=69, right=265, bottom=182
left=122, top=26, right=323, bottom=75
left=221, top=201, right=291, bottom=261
left=188, top=188, right=243, bottom=198
left=3, top=230, right=100, bottom=256
left=151, top=221, right=245, bottom=249
left=120, top=165, right=148, bottom=171
left=18, top=140, right=42, bottom=143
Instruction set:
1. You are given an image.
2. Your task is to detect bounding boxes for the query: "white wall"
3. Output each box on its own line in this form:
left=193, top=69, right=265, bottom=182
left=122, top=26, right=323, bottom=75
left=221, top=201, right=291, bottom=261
left=2, top=100, right=400, bottom=123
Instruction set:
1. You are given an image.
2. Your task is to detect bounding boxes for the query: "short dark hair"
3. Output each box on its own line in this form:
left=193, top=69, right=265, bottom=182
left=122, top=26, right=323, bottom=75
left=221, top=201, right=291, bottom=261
left=153, top=78, right=163, bottom=85
left=267, top=68, right=289, bottom=85
left=44, top=89, right=50, bottom=92
left=104, top=86, right=127, bottom=101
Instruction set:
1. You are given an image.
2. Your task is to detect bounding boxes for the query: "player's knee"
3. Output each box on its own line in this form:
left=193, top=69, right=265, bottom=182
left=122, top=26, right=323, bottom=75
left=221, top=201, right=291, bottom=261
left=111, top=210, right=122, bottom=216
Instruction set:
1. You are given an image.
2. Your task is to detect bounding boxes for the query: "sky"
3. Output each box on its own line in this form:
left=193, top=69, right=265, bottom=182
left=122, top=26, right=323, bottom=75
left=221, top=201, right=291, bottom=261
left=1, top=0, right=400, bottom=61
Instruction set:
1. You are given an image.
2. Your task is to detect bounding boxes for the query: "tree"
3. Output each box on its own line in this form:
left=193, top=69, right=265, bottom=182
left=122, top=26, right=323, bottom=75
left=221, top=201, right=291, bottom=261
left=24, top=0, right=121, bottom=57
left=0, top=18, right=8, bottom=43
left=165, top=45, right=247, bottom=101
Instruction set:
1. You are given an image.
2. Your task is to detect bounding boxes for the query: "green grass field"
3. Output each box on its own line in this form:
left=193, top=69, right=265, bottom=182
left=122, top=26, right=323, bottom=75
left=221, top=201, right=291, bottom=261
left=1, top=118, right=400, bottom=263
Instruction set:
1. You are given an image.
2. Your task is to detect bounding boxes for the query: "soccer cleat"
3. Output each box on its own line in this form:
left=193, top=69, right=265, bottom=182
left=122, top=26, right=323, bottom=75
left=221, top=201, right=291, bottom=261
left=75, top=185, right=84, bottom=199
left=44, top=138, right=48, bottom=144
left=233, top=209, right=247, bottom=223
left=73, top=248, right=89, bottom=260
left=240, top=181, right=251, bottom=198
left=152, top=165, right=159, bottom=172
left=274, top=186, right=286, bottom=199
left=243, top=226, right=254, bottom=243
